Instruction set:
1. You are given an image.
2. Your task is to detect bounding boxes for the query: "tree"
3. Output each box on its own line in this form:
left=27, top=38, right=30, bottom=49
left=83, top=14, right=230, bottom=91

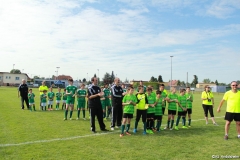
left=33, top=76, right=40, bottom=79
left=157, top=75, right=163, bottom=82
left=103, top=72, right=112, bottom=84
left=149, top=76, right=157, bottom=82
left=191, top=75, right=198, bottom=87
left=185, top=82, right=190, bottom=87
left=110, top=71, right=115, bottom=83
left=10, top=69, right=21, bottom=74
left=79, top=79, right=82, bottom=82
left=215, top=80, right=219, bottom=85
left=181, top=81, right=186, bottom=86
left=124, top=78, right=129, bottom=83
left=94, top=74, right=97, bottom=78
left=177, top=80, right=181, bottom=86
left=52, top=75, right=55, bottom=80
left=203, top=78, right=211, bottom=83
left=219, top=82, right=226, bottom=86
left=82, top=78, right=86, bottom=83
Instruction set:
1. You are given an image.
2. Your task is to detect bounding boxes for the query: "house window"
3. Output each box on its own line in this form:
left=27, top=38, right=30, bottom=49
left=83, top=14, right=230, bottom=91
left=16, top=77, right=20, bottom=80
left=6, top=76, right=8, bottom=79
left=0, top=76, right=1, bottom=80
left=9, top=76, right=11, bottom=79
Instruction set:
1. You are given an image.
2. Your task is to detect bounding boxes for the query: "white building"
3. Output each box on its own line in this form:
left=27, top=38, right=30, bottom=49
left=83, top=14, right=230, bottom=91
left=0, top=72, right=29, bottom=86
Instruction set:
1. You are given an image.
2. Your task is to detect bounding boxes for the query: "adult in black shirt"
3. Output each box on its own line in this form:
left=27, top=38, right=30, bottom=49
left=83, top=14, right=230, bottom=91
left=110, top=78, right=124, bottom=130
left=18, top=79, right=29, bottom=110
left=88, top=77, right=108, bottom=133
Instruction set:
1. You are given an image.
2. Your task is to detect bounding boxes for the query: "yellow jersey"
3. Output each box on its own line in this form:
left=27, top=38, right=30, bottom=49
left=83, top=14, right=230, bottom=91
left=223, top=90, right=240, bottom=113
left=201, top=91, right=214, bottom=105
left=39, top=85, right=49, bottom=95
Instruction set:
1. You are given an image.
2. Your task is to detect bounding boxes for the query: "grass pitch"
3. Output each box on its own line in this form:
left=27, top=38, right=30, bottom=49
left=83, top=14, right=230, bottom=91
left=0, top=87, right=239, bottom=160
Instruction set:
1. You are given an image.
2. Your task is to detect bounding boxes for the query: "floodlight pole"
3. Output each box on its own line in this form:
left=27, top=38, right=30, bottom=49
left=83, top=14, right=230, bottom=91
left=56, top=67, right=60, bottom=80
left=170, top=56, right=173, bottom=88
left=97, top=69, right=99, bottom=85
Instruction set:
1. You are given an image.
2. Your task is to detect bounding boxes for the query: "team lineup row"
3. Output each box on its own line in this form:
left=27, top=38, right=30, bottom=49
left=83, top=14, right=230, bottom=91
left=34, top=80, right=195, bottom=136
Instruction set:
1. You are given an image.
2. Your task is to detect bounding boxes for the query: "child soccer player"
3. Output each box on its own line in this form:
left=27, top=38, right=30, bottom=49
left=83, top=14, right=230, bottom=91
left=64, top=78, right=77, bottom=120
left=185, top=87, right=193, bottom=127
left=62, top=89, right=67, bottom=110
left=120, top=86, right=137, bottom=137
left=41, top=90, right=47, bottom=111
left=165, top=87, right=178, bottom=130
left=100, top=86, right=106, bottom=119
left=76, top=84, right=87, bottom=120
left=133, top=85, right=148, bottom=135
left=175, top=89, right=188, bottom=130
left=146, top=87, right=156, bottom=134
left=155, top=91, right=163, bottom=132
left=56, top=87, right=62, bottom=110
left=103, top=84, right=111, bottom=119
left=28, top=89, right=36, bottom=111
left=47, top=87, right=55, bottom=111
left=159, top=84, right=168, bottom=115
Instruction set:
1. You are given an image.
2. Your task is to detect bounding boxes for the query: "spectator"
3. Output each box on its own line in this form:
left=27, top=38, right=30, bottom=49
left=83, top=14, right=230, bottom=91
left=18, top=79, right=29, bottom=110
left=217, top=81, right=240, bottom=140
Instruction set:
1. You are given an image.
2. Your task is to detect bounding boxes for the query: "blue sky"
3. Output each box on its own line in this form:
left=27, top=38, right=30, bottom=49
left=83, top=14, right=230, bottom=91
left=0, top=0, right=240, bottom=84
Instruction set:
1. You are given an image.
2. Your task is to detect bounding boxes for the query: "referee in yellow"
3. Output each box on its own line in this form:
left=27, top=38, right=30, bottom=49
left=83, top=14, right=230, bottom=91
left=39, top=81, right=49, bottom=109
left=217, top=81, right=240, bottom=140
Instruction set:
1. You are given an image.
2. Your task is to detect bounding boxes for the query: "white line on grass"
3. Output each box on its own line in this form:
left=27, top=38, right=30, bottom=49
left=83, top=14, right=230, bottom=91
left=0, top=116, right=225, bottom=148
left=0, top=131, right=116, bottom=147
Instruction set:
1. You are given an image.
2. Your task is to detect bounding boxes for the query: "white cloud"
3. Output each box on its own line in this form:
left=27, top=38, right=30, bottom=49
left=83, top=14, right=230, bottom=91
left=0, top=0, right=239, bottom=83
left=199, top=0, right=240, bottom=18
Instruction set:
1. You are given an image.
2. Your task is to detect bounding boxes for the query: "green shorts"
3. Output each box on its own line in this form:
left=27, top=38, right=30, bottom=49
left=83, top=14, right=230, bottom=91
left=101, top=100, right=106, bottom=110
left=105, top=98, right=111, bottom=107
left=66, top=99, right=75, bottom=105
left=77, top=101, right=86, bottom=109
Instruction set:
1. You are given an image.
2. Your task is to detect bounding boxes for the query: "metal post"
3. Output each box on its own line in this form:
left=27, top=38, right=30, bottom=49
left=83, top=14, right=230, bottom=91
left=56, top=67, right=60, bottom=80
left=170, top=56, right=173, bottom=88
left=97, top=69, right=99, bottom=85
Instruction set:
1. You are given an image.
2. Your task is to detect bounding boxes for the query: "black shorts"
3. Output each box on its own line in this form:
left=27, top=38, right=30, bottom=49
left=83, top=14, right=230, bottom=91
left=123, top=113, right=133, bottom=118
left=178, top=111, right=186, bottom=116
left=147, top=113, right=155, bottom=119
left=154, top=115, right=162, bottom=121
left=225, top=112, right=240, bottom=122
left=168, top=110, right=176, bottom=115
left=136, top=109, right=147, bottom=122
left=187, top=108, right=192, bottom=114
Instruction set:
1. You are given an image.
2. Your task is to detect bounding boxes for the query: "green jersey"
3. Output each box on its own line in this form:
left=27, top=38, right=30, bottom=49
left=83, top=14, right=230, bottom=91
left=66, top=85, right=77, bottom=100
left=41, top=94, right=47, bottom=103
left=143, top=86, right=147, bottom=93
left=122, top=94, right=137, bottom=114
left=168, top=93, right=178, bottom=111
left=62, top=92, right=67, bottom=100
left=178, top=94, right=187, bottom=112
left=155, top=96, right=163, bottom=116
left=160, top=91, right=167, bottom=107
left=185, top=93, right=193, bottom=108
left=28, top=93, right=35, bottom=103
left=103, top=88, right=111, bottom=99
left=56, top=92, right=62, bottom=100
left=77, top=89, right=86, bottom=101
left=48, top=92, right=55, bottom=101
left=147, top=92, right=156, bottom=113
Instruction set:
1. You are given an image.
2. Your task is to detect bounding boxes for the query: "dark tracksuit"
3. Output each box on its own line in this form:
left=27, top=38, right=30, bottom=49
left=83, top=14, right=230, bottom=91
left=18, top=83, right=29, bottom=109
left=88, top=84, right=106, bottom=132
left=111, top=84, right=123, bottom=128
